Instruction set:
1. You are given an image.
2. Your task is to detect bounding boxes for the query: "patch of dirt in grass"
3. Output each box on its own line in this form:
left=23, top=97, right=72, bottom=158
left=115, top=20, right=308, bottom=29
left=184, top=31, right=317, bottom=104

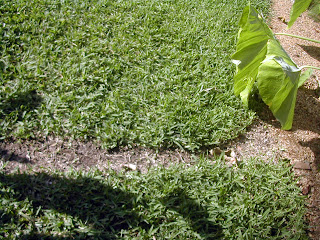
left=0, top=138, right=195, bottom=174
left=0, top=0, right=319, bottom=238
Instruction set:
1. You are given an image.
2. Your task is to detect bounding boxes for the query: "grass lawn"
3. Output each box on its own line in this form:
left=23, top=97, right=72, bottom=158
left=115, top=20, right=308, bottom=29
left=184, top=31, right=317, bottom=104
left=1, top=0, right=270, bottom=151
left=1, top=1, right=309, bottom=239
left=0, top=157, right=308, bottom=239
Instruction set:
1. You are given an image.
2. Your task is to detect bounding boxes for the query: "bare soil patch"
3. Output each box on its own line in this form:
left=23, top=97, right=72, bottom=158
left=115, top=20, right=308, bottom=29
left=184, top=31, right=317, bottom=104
left=0, top=137, right=196, bottom=174
left=0, top=0, right=319, bottom=238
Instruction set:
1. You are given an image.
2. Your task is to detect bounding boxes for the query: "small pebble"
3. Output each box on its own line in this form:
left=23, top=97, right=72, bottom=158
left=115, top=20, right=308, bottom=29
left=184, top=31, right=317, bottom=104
left=293, top=161, right=311, bottom=170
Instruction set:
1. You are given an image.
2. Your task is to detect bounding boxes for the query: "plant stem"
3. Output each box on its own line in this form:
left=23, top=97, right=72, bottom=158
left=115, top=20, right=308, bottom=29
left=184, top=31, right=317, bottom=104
left=301, top=65, right=320, bottom=71
left=275, top=33, right=320, bottom=44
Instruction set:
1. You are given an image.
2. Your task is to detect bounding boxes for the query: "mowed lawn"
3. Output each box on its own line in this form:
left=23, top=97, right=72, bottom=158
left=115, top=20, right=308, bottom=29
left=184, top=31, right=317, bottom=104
left=0, top=158, right=307, bottom=239
left=1, top=0, right=270, bottom=150
left=0, top=1, right=310, bottom=239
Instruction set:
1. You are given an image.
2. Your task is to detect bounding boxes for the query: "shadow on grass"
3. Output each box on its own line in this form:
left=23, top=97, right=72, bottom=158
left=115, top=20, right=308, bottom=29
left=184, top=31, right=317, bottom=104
left=161, top=187, right=223, bottom=239
left=0, top=89, right=43, bottom=121
left=0, top=172, right=223, bottom=239
left=4, top=233, right=71, bottom=240
left=0, top=172, right=143, bottom=239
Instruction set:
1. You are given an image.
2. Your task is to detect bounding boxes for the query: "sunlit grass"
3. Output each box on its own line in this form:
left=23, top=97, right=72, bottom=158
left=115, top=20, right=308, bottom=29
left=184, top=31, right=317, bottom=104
left=0, top=0, right=270, bottom=150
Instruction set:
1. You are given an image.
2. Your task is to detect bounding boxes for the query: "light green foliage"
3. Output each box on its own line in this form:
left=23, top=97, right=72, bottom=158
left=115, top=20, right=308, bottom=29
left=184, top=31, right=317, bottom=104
left=288, top=0, right=313, bottom=28
left=0, top=157, right=308, bottom=239
left=256, top=42, right=310, bottom=130
left=231, top=5, right=274, bottom=107
left=232, top=5, right=313, bottom=130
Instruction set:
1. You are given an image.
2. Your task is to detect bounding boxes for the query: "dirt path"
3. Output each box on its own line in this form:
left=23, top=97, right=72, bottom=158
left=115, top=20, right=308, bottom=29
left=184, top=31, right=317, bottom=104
left=0, top=0, right=320, bottom=238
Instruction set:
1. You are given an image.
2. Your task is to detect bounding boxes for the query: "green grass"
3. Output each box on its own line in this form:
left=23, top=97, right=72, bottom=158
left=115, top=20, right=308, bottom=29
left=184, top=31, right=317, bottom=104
left=0, top=2, right=309, bottom=238
left=0, top=157, right=307, bottom=239
left=0, top=0, right=270, bottom=151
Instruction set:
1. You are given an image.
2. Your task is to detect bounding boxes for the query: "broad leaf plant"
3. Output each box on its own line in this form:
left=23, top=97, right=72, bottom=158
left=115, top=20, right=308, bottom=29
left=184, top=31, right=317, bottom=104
left=232, top=1, right=320, bottom=130
left=288, top=0, right=313, bottom=28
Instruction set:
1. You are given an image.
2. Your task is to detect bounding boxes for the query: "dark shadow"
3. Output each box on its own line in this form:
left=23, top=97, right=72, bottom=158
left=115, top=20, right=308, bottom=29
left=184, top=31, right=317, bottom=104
left=161, top=187, right=223, bottom=239
left=0, top=171, right=224, bottom=239
left=248, top=93, right=282, bottom=129
left=0, top=172, right=148, bottom=239
left=300, top=138, right=320, bottom=169
left=0, top=89, right=43, bottom=121
left=293, top=88, right=320, bottom=134
left=298, top=45, right=320, bottom=62
left=15, top=234, right=70, bottom=240
left=0, top=148, right=28, bottom=163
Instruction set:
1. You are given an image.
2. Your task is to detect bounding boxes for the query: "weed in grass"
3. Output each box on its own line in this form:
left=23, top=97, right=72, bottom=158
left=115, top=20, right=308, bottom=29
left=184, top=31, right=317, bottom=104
left=0, top=157, right=308, bottom=239
left=0, top=0, right=271, bottom=150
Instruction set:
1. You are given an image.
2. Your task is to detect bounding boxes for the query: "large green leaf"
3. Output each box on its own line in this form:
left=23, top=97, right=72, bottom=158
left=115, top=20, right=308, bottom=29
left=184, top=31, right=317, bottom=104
left=231, top=5, right=274, bottom=106
left=298, top=68, right=313, bottom=88
left=256, top=40, right=301, bottom=130
left=288, top=0, right=313, bottom=28
left=232, top=5, right=312, bottom=130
